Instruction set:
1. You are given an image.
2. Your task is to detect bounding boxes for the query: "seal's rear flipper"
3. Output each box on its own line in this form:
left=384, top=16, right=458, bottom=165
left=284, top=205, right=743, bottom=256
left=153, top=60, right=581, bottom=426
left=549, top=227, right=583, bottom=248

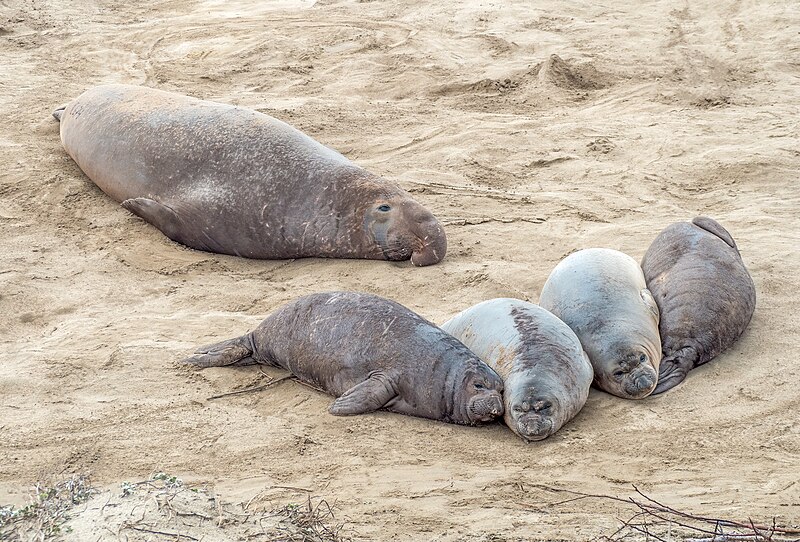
left=651, top=347, right=698, bottom=394
left=183, top=335, right=257, bottom=368
left=329, top=372, right=396, bottom=416
left=52, top=105, right=67, bottom=122
left=692, top=216, right=737, bottom=249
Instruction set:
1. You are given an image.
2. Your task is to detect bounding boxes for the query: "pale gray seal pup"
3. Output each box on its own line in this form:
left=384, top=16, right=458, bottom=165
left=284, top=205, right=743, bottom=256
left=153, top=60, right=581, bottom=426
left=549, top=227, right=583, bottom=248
left=539, top=248, right=662, bottom=399
left=641, top=216, right=756, bottom=394
left=184, top=292, right=504, bottom=425
left=441, top=298, right=593, bottom=442
left=53, top=84, right=446, bottom=265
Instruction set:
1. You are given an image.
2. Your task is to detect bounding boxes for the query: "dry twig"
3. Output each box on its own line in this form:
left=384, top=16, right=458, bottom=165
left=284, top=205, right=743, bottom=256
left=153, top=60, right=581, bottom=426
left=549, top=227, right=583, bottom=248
left=206, top=375, right=294, bottom=400
left=534, top=485, right=800, bottom=542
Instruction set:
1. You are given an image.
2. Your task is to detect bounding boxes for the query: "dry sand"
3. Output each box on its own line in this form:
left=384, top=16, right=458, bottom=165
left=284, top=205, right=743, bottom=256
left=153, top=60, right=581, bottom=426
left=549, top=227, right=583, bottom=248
left=1, top=0, right=799, bottom=540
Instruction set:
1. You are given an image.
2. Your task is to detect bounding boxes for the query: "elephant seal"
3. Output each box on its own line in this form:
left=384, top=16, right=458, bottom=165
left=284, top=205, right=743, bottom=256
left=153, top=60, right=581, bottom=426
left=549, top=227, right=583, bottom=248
left=539, top=248, right=662, bottom=399
left=641, top=217, right=756, bottom=394
left=53, top=84, right=446, bottom=266
left=441, top=298, right=593, bottom=442
left=184, top=292, right=504, bottom=425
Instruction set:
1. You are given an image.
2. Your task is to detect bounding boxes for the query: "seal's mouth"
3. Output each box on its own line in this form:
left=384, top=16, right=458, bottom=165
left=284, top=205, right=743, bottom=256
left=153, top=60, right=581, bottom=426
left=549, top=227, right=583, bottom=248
left=367, top=199, right=447, bottom=266
left=608, top=351, right=658, bottom=399
left=622, top=370, right=657, bottom=398
left=514, top=414, right=554, bottom=442
left=410, top=223, right=447, bottom=266
left=468, top=392, right=504, bottom=423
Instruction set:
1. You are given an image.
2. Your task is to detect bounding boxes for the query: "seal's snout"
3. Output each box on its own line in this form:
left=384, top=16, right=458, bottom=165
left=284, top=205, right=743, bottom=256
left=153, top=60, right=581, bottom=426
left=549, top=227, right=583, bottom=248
left=468, top=391, right=504, bottom=423
left=611, top=351, right=658, bottom=399
left=622, top=367, right=658, bottom=399
left=410, top=216, right=447, bottom=267
left=488, top=394, right=503, bottom=416
left=516, top=414, right=554, bottom=442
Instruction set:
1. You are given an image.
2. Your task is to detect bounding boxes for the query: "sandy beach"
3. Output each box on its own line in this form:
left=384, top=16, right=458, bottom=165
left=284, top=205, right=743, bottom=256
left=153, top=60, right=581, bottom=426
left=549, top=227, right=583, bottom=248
left=1, top=0, right=798, bottom=539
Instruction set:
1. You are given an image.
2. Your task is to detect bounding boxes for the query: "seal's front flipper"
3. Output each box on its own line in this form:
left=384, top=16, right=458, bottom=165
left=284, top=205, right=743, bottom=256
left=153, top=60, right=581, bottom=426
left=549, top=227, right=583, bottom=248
left=122, top=197, right=185, bottom=242
left=692, top=216, right=736, bottom=249
left=183, top=335, right=257, bottom=368
left=329, top=372, right=397, bottom=416
left=53, top=105, right=67, bottom=122
left=640, top=288, right=660, bottom=322
left=652, top=347, right=698, bottom=394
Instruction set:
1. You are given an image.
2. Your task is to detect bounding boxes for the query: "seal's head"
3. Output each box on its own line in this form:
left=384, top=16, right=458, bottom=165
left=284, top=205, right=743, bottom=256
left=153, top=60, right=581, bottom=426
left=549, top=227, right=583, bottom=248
left=364, top=194, right=447, bottom=266
left=457, top=365, right=504, bottom=424
left=505, top=390, right=560, bottom=442
left=599, top=350, right=659, bottom=399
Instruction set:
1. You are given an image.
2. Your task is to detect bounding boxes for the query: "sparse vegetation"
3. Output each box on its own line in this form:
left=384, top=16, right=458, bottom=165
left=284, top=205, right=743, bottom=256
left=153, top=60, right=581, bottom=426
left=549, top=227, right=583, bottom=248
left=0, top=473, right=94, bottom=541
left=1, top=471, right=351, bottom=541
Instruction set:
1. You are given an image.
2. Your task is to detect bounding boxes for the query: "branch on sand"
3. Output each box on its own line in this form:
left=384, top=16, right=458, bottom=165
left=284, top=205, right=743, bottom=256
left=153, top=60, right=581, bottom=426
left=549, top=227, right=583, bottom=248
left=531, top=485, right=800, bottom=542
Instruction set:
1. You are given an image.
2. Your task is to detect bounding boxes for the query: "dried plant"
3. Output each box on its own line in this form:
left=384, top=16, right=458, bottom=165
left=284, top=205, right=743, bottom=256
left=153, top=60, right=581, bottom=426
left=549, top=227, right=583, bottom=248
left=537, top=485, right=800, bottom=542
left=0, top=473, right=94, bottom=541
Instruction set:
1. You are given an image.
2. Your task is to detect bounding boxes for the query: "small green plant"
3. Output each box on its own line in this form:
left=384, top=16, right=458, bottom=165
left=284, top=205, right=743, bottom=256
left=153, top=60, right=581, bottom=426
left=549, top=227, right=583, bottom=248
left=120, top=481, right=136, bottom=497
left=151, top=472, right=183, bottom=488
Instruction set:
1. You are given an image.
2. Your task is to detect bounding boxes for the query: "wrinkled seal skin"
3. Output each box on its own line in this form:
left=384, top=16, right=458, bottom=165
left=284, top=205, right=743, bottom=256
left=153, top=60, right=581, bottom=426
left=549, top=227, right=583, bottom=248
left=53, top=85, right=446, bottom=266
left=184, top=292, right=504, bottom=425
left=641, top=217, right=756, bottom=394
left=539, top=248, right=662, bottom=399
left=441, top=298, right=593, bottom=442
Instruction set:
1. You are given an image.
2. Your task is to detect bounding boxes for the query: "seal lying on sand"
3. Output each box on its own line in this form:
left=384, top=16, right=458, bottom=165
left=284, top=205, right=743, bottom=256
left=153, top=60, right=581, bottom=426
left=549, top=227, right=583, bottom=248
left=539, top=248, right=662, bottom=399
left=184, top=292, right=504, bottom=425
left=441, top=298, right=593, bottom=442
left=641, top=217, right=756, bottom=394
left=53, top=84, right=446, bottom=266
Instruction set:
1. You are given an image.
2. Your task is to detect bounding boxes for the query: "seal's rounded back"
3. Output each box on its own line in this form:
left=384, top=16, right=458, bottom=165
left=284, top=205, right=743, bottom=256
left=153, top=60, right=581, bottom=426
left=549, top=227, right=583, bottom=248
left=185, top=291, right=504, bottom=425
left=641, top=217, right=755, bottom=393
left=55, top=84, right=446, bottom=265
left=442, top=298, right=593, bottom=441
left=539, top=248, right=661, bottom=399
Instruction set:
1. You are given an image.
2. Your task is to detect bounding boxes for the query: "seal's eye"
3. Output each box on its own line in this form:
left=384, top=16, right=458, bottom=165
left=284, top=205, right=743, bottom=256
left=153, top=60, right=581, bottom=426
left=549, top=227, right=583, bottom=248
left=535, top=401, right=552, bottom=412
left=639, top=354, right=648, bottom=364
left=377, top=204, right=392, bottom=212
left=613, top=369, right=626, bottom=378
left=474, top=382, right=485, bottom=390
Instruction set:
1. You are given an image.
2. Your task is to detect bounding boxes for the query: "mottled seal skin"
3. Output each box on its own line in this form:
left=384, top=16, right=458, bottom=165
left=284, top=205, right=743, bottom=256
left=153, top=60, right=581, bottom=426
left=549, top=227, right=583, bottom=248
left=441, top=298, right=593, bottom=442
left=184, top=292, right=504, bottom=425
left=539, top=248, right=662, bottom=399
left=53, top=84, right=446, bottom=266
left=641, top=217, right=756, bottom=394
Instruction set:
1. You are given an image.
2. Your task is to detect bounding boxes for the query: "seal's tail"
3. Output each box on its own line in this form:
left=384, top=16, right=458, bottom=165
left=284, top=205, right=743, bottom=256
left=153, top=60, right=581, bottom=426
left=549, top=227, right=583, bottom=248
left=692, top=216, right=737, bottom=249
left=183, top=334, right=258, bottom=368
left=52, top=105, right=67, bottom=122
left=651, top=346, right=698, bottom=394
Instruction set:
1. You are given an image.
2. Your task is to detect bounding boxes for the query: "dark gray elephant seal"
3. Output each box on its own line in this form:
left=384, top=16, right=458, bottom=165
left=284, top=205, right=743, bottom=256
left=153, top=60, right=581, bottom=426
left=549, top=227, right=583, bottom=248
left=184, top=292, right=504, bottom=425
left=53, top=84, right=446, bottom=265
left=441, top=298, right=593, bottom=442
left=641, top=217, right=756, bottom=394
left=539, top=248, right=662, bottom=399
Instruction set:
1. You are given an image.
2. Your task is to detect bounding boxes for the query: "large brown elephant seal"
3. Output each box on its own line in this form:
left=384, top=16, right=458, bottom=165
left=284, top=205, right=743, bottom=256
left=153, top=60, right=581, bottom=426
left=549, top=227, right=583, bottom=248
left=441, top=298, right=593, bottom=442
left=53, top=84, right=446, bottom=265
left=184, top=292, right=504, bottom=425
left=641, top=217, right=756, bottom=394
left=539, top=248, right=662, bottom=399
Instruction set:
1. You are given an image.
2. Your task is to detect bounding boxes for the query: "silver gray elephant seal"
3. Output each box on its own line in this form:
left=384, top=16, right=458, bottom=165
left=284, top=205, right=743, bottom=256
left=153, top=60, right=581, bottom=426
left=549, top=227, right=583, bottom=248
left=53, top=84, right=446, bottom=265
left=641, top=216, right=756, bottom=394
left=441, top=298, right=593, bottom=442
left=184, top=292, right=504, bottom=425
left=539, top=248, right=662, bottom=399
